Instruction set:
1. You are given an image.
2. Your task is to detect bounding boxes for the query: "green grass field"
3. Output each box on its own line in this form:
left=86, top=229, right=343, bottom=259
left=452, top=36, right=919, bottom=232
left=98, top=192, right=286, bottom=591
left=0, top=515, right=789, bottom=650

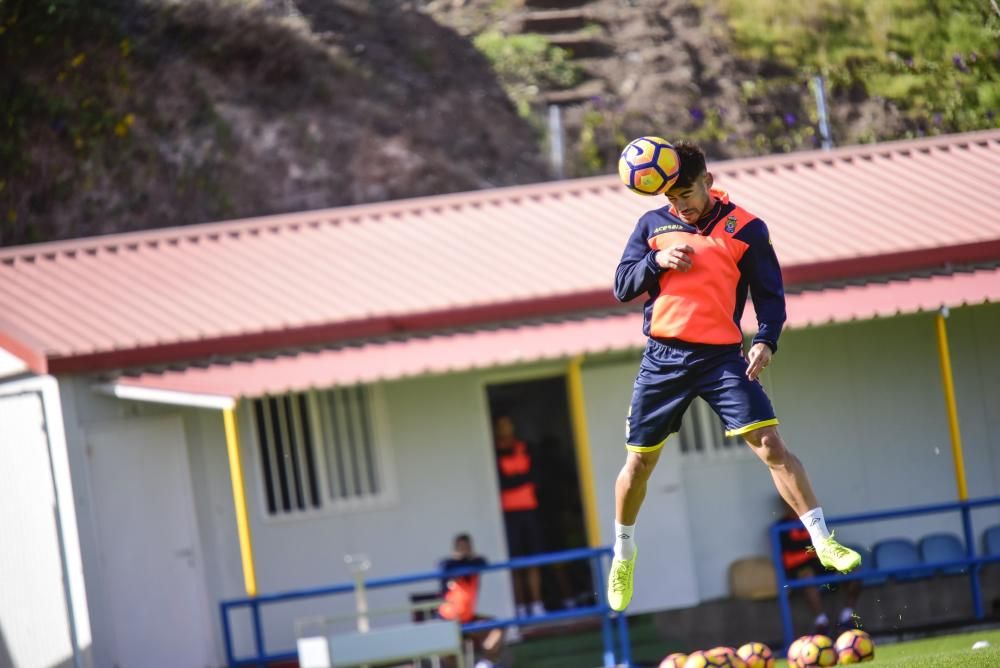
left=775, top=629, right=1000, bottom=667
left=508, top=619, right=1000, bottom=667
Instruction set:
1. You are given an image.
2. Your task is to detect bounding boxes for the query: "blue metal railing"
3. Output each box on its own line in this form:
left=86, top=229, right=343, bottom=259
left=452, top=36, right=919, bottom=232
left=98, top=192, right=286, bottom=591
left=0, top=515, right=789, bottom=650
left=769, top=495, right=1000, bottom=651
left=220, top=546, right=631, bottom=667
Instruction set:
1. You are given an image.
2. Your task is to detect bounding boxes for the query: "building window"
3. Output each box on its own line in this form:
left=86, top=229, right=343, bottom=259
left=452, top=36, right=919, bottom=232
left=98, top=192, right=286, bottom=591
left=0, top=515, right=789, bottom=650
left=251, top=387, right=383, bottom=516
left=678, top=397, right=742, bottom=454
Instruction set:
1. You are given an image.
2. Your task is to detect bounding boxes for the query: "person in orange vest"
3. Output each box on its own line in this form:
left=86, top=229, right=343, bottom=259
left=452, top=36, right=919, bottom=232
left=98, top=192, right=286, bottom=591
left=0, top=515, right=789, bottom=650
left=438, top=533, right=487, bottom=624
left=436, top=533, right=505, bottom=667
left=494, top=415, right=546, bottom=619
left=775, top=499, right=863, bottom=634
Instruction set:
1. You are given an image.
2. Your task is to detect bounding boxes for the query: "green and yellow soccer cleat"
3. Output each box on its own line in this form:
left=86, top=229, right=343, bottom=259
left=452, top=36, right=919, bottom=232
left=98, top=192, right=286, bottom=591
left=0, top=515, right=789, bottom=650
left=816, top=534, right=861, bottom=573
left=607, top=549, right=637, bottom=612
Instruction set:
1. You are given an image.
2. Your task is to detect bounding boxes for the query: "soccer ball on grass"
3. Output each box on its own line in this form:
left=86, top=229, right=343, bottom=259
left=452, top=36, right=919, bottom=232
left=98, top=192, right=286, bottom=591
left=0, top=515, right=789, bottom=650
left=736, top=641, right=775, bottom=668
left=789, top=634, right=837, bottom=667
left=834, top=629, right=874, bottom=663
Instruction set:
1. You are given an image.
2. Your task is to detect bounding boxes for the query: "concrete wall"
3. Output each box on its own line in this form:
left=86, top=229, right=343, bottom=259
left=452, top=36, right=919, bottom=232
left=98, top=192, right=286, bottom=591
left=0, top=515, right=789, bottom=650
left=59, top=366, right=524, bottom=662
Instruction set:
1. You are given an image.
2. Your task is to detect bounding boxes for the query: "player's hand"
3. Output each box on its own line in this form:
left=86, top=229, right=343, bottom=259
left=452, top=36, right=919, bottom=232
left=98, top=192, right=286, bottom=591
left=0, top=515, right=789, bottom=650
left=746, top=342, right=772, bottom=381
left=655, top=244, right=695, bottom=272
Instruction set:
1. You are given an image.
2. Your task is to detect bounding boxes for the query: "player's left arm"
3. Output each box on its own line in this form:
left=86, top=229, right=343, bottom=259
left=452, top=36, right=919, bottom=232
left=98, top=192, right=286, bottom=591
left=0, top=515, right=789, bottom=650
left=734, top=218, right=787, bottom=380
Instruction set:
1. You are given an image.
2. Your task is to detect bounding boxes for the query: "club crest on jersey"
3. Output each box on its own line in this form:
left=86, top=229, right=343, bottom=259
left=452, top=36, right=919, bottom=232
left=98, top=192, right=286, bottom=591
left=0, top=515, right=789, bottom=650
left=724, top=216, right=738, bottom=233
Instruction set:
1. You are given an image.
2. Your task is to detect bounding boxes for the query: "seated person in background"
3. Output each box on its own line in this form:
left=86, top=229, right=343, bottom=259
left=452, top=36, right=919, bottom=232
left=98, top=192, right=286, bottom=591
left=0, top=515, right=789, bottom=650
left=437, top=533, right=504, bottom=668
left=438, top=533, right=488, bottom=623
left=776, top=500, right=863, bottom=634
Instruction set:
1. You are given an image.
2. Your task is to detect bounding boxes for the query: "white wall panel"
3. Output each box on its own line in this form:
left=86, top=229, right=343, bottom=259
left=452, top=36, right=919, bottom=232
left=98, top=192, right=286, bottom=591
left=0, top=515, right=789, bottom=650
left=0, top=391, right=75, bottom=668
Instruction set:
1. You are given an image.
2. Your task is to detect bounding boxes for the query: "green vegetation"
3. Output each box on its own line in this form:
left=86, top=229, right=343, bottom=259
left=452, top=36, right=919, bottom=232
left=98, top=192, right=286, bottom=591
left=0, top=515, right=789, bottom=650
left=0, top=0, right=130, bottom=241
left=0, top=0, right=128, bottom=167
left=711, top=0, right=1000, bottom=138
left=473, top=30, right=581, bottom=117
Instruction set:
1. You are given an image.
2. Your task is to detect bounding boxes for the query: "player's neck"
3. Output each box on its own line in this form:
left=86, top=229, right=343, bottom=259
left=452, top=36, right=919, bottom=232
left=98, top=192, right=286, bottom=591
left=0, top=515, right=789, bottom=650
left=695, top=199, right=721, bottom=227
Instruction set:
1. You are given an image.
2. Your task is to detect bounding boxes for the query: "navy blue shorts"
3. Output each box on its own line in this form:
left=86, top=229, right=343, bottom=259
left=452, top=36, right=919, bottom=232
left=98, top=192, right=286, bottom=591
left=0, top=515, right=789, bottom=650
left=625, top=339, right=778, bottom=451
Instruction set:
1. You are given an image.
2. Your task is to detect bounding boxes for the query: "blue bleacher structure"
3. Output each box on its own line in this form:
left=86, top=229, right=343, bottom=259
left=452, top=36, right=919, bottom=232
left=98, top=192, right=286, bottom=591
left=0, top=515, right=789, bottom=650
left=872, top=537, right=930, bottom=581
left=771, top=497, right=1000, bottom=652
left=983, top=524, right=1000, bottom=556
left=919, top=533, right=967, bottom=575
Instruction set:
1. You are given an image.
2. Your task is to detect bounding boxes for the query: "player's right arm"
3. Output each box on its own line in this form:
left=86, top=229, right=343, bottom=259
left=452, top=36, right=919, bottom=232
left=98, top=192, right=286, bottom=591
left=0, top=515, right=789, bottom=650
left=614, top=219, right=694, bottom=301
left=614, top=219, right=661, bottom=302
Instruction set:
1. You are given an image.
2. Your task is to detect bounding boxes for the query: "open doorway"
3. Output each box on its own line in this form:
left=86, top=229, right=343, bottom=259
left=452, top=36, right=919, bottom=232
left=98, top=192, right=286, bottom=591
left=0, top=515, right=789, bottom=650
left=486, top=375, right=595, bottom=612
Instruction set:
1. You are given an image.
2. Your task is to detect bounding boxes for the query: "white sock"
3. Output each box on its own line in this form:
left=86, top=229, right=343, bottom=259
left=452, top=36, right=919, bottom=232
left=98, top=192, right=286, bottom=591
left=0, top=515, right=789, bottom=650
left=815, top=612, right=829, bottom=626
left=614, top=521, right=636, bottom=559
left=515, top=604, right=527, bottom=618
left=799, top=507, right=831, bottom=545
left=530, top=600, right=545, bottom=616
left=839, top=607, right=854, bottom=624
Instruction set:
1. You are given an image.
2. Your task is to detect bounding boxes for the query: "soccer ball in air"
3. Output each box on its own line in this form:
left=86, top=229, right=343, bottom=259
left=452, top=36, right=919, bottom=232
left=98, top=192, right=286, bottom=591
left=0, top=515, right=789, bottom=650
left=659, top=652, right=688, bottom=668
left=835, top=629, right=874, bottom=663
left=737, top=641, right=775, bottom=668
left=618, top=136, right=681, bottom=196
left=790, top=635, right=837, bottom=667
left=684, top=648, right=747, bottom=668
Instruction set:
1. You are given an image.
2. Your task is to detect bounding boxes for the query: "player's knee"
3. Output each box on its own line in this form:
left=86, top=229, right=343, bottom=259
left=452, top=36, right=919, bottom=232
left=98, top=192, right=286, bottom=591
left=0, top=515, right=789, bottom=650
left=622, top=451, right=658, bottom=482
left=747, top=428, right=787, bottom=466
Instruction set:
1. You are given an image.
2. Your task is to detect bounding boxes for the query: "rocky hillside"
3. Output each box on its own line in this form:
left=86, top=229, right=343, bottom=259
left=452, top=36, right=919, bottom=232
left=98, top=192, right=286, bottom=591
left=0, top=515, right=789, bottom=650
left=425, top=0, right=913, bottom=176
left=1, top=0, right=549, bottom=245
left=2, top=0, right=992, bottom=246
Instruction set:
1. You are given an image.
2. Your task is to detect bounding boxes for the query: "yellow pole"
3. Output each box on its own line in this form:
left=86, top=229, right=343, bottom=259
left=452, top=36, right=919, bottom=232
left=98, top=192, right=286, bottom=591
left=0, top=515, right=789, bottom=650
left=566, top=356, right=602, bottom=548
left=935, top=309, right=968, bottom=501
left=223, top=405, right=258, bottom=596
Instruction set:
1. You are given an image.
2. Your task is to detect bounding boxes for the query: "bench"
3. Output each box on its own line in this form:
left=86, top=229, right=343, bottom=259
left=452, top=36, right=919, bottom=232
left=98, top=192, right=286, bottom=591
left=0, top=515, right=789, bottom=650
left=298, top=619, right=464, bottom=668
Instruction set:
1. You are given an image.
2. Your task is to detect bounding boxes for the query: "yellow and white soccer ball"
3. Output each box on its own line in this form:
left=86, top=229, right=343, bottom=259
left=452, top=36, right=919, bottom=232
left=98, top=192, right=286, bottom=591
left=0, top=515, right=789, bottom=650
left=737, top=641, right=775, bottom=668
left=684, top=647, right=747, bottom=667
left=617, top=136, right=681, bottom=196
left=789, top=634, right=837, bottom=667
left=659, top=652, right=688, bottom=668
left=835, top=629, right=874, bottom=663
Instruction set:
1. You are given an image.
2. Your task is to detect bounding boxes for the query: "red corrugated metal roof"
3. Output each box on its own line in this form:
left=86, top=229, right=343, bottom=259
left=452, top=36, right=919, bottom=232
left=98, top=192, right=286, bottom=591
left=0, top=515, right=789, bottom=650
left=3, top=130, right=1000, bottom=374
left=105, top=266, right=1000, bottom=401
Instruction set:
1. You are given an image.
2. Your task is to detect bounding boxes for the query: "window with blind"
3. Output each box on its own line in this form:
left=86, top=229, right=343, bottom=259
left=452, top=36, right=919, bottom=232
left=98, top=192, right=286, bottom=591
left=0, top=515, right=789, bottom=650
left=677, top=397, right=743, bottom=454
left=251, top=387, right=384, bottom=516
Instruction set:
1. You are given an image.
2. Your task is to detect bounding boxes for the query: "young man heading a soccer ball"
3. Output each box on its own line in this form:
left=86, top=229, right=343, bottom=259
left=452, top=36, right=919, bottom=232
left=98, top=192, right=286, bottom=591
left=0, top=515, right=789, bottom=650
left=607, top=139, right=861, bottom=612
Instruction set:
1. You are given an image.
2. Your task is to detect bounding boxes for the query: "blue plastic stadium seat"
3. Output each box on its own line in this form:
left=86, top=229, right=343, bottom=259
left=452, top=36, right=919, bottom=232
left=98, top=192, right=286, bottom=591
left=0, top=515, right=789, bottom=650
left=872, top=538, right=929, bottom=581
left=918, top=533, right=967, bottom=575
left=983, top=524, right=1000, bottom=557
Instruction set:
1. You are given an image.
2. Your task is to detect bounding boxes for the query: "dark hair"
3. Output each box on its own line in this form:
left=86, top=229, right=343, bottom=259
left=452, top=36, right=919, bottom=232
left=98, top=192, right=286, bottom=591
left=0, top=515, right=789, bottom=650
left=672, top=140, right=707, bottom=188
left=454, top=533, right=472, bottom=546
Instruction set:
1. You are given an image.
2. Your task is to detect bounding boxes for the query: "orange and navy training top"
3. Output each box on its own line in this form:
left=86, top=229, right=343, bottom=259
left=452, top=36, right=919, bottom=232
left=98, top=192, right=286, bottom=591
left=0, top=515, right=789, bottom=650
left=614, top=189, right=786, bottom=351
left=497, top=439, right=539, bottom=512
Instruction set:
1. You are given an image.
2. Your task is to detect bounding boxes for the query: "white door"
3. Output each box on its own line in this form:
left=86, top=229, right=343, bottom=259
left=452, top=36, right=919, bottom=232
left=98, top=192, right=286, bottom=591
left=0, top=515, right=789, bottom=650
left=87, top=415, right=215, bottom=668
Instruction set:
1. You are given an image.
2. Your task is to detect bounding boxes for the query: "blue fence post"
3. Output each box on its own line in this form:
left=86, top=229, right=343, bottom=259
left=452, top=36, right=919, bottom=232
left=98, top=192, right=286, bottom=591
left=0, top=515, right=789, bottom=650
left=593, top=553, right=616, bottom=667
left=770, top=523, right=794, bottom=653
left=616, top=611, right=632, bottom=667
left=960, top=503, right=985, bottom=618
left=251, top=599, right=265, bottom=668
left=220, top=602, right=236, bottom=668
